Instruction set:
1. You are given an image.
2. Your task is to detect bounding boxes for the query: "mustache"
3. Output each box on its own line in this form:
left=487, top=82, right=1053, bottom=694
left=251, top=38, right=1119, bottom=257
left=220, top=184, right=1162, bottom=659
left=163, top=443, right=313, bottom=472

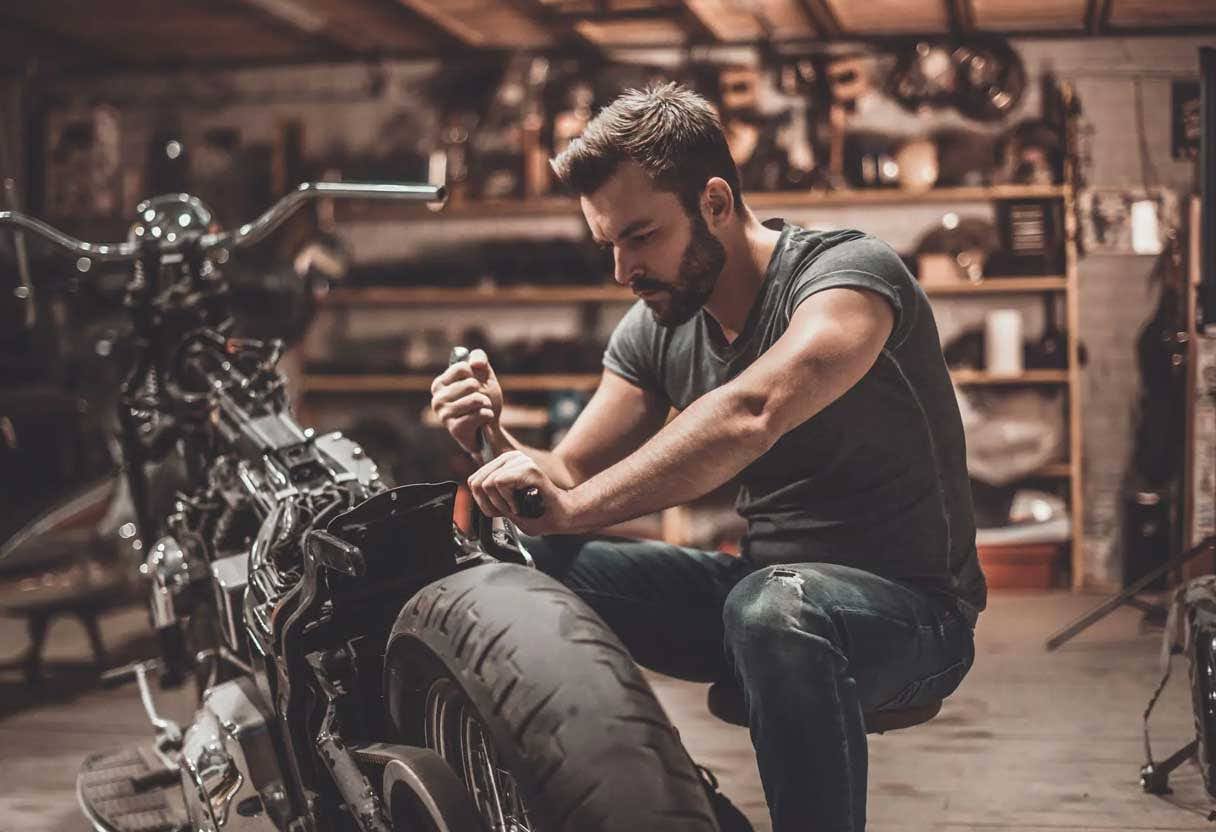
left=630, top=278, right=669, bottom=293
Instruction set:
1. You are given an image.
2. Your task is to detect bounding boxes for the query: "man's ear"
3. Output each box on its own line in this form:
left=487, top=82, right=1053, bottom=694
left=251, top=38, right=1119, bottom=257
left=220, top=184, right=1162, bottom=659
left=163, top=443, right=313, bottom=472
left=700, top=177, right=735, bottom=230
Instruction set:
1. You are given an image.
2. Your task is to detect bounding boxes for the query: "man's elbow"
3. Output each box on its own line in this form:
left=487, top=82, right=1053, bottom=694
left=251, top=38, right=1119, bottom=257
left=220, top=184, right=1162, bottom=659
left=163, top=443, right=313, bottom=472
left=722, top=387, right=785, bottom=454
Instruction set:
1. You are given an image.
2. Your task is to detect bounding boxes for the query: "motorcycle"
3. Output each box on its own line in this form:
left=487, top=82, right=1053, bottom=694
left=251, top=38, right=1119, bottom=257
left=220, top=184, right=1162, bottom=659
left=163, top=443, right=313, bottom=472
left=0, top=183, right=718, bottom=832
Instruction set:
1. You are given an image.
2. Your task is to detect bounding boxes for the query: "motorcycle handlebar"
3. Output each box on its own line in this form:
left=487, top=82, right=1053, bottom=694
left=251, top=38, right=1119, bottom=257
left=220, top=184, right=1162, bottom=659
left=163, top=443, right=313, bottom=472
left=0, top=180, right=445, bottom=265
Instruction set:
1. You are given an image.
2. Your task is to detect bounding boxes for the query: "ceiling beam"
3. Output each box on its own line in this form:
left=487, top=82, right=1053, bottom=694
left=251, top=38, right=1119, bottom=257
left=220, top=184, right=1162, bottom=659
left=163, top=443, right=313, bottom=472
left=355, top=0, right=467, bottom=52
left=230, top=0, right=444, bottom=55
left=681, top=1, right=769, bottom=43
left=500, top=0, right=602, bottom=53
left=0, top=13, right=136, bottom=70
left=945, top=0, right=975, bottom=36
left=1086, top=0, right=1114, bottom=35
left=393, top=0, right=486, bottom=47
left=214, top=0, right=356, bottom=56
left=794, top=0, right=841, bottom=39
left=673, top=3, right=720, bottom=43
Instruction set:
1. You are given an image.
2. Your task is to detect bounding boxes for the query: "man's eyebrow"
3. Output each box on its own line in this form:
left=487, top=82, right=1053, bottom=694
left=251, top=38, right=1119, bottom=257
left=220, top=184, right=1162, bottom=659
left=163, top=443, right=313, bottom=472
left=592, top=218, right=653, bottom=247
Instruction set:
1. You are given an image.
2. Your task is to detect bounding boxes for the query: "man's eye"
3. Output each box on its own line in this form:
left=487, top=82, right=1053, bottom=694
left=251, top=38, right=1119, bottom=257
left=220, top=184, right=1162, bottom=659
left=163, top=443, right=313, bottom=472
left=632, top=231, right=654, bottom=245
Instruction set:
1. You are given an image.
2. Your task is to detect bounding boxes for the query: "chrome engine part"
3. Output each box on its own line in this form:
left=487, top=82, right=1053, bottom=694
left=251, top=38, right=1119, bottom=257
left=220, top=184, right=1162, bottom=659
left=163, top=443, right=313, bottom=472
left=145, top=535, right=205, bottom=629
left=210, top=552, right=250, bottom=655
left=180, top=678, right=291, bottom=832
left=313, top=431, right=380, bottom=488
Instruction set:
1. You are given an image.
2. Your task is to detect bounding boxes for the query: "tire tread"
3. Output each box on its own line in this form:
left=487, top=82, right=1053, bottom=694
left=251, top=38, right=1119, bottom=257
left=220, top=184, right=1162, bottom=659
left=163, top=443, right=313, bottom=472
left=386, top=563, right=718, bottom=832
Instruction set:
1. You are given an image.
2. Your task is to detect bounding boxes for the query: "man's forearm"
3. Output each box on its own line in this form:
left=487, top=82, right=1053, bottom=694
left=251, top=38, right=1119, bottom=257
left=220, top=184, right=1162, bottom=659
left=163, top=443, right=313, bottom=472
left=565, top=386, right=773, bottom=532
left=488, top=424, right=582, bottom=489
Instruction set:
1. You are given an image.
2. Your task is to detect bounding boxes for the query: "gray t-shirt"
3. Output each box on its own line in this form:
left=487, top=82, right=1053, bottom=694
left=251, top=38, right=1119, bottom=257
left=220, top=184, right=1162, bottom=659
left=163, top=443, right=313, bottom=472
left=603, top=220, right=986, bottom=623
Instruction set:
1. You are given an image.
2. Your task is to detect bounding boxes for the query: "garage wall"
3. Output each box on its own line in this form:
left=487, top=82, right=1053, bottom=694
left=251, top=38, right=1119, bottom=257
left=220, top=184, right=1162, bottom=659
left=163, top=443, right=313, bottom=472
left=19, top=34, right=1216, bottom=587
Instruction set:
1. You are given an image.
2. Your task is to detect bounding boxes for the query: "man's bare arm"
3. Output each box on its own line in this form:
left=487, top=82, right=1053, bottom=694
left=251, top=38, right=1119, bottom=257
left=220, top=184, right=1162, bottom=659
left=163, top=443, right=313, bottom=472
left=490, top=369, right=669, bottom=489
left=541, top=287, right=894, bottom=531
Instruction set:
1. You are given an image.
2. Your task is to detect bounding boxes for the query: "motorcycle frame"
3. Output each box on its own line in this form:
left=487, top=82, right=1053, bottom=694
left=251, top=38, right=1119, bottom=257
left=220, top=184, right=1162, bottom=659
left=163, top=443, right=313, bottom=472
left=1, top=182, right=527, bottom=832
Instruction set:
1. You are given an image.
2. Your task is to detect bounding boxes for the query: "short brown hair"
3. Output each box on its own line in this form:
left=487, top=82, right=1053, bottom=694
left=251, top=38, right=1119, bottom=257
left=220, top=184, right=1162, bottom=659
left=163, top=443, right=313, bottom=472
left=550, top=82, right=744, bottom=216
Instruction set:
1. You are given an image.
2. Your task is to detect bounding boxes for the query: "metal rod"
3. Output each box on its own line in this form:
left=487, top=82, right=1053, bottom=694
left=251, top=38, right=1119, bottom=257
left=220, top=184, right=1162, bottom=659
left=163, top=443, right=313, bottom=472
left=0, top=180, right=445, bottom=264
left=201, top=181, right=445, bottom=251
left=0, top=209, right=137, bottom=261
left=1045, top=536, right=1216, bottom=651
left=1, top=177, right=35, bottom=329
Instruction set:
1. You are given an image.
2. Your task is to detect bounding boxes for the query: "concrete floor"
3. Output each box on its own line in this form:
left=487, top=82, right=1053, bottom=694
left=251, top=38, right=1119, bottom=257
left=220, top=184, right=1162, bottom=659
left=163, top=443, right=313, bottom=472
left=1, top=590, right=1212, bottom=831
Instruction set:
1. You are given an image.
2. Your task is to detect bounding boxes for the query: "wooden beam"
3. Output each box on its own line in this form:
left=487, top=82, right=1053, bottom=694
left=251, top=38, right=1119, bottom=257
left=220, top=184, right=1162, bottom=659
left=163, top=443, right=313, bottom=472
left=228, top=0, right=360, bottom=54
left=681, top=1, right=769, bottom=42
left=365, top=0, right=466, bottom=52
left=500, top=0, right=602, bottom=53
left=945, top=0, right=974, bottom=36
left=393, top=0, right=485, bottom=46
left=673, top=4, right=720, bottom=43
left=1085, top=0, right=1113, bottom=35
left=0, top=13, right=135, bottom=70
left=795, top=0, right=841, bottom=38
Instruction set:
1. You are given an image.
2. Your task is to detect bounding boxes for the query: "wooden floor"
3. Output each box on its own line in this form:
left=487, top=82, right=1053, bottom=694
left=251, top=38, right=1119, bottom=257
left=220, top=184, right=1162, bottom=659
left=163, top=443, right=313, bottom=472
left=2, top=590, right=1213, bottom=831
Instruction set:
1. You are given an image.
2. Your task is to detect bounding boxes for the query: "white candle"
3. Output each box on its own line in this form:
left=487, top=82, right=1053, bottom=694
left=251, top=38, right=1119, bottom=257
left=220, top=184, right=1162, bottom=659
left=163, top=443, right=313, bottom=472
left=985, top=309, right=1024, bottom=376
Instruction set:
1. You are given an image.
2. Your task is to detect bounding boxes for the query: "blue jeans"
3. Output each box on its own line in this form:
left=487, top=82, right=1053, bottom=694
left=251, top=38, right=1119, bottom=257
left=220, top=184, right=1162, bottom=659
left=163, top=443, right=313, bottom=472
left=523, top=535, right=976, bottom=832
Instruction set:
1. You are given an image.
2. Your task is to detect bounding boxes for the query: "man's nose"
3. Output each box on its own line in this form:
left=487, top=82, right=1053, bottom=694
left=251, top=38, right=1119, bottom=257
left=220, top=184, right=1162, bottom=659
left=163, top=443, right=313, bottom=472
left=613, top=249, right=638, bottom=286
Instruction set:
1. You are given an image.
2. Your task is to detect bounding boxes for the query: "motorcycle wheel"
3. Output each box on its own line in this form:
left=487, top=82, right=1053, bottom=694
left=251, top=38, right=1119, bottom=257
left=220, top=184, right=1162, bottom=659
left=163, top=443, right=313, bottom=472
left=384, top=562, right=719, bottom=832
left=1188, top=602, right=1216, bottom=796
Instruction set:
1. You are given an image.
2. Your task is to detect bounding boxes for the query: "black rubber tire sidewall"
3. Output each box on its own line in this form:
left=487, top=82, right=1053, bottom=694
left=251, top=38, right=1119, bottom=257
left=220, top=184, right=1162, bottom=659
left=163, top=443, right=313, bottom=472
left=384, top=562, right=719, bottom=832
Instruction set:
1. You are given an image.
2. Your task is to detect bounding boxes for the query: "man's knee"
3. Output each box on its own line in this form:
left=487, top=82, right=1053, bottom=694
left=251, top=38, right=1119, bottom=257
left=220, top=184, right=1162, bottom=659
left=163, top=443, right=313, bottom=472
left=722, top=565, right=848, bottom=663
left=518, top=534, right=585, bottom=580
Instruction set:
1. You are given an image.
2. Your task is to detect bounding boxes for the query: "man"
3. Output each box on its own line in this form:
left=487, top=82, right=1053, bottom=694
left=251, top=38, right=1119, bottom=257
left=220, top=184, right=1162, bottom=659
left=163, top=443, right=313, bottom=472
left=430, top=83, right=984, bottom=832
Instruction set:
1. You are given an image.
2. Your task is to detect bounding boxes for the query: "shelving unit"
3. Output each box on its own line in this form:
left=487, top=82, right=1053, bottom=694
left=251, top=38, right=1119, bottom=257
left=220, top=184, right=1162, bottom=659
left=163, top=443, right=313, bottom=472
left=950, top=369, right=1070, bottom=385
left=309, top=183, right=1085, bottom=585
left=303, top=373, right=602, bottom=394
left=323, top=285, right=633, bottom=306
left=333, top=184, right=1068, bottom=222
left=922, top=276, right=1067, bottom=295
left=320, top=276, right=1067, bottom=307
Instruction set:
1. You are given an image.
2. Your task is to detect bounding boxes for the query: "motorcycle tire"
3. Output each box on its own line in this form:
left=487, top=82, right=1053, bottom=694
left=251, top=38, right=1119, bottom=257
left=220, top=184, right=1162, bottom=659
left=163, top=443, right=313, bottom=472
left=1186, top=589, right=1216, bottom=798
left=384, top=562, right=720, bottom=832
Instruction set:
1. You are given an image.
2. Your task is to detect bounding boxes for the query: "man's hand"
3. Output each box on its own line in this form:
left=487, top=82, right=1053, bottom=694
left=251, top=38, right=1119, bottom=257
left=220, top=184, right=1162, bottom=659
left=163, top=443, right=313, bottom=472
left=431, top=348, right=503, bottom=455
left=467, top=450, right=580, bottom=535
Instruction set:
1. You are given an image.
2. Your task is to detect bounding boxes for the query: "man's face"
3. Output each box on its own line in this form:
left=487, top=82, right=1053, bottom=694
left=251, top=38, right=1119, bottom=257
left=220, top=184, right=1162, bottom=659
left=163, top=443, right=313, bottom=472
left=581, top=162, right=726, bottom=327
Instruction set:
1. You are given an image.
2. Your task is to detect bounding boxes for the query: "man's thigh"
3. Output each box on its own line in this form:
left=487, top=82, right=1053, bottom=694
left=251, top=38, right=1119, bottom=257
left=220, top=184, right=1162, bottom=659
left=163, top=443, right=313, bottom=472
left=523, top=534, right=754, bottom=681
left=727, top=561, right=975, bottom=711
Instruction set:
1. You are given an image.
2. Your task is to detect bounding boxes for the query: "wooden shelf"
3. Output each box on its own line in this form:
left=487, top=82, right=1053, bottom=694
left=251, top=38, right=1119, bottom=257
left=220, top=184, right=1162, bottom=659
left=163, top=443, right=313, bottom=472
left=1032, top=462, right=1073, bottom=478
left=950, top=369, right=1070, bottom=385
left=303, top=373, right=601, bottom=394
left=321, top=277, right=1067, bottom=307
left=747, top=184, right=1066, bottom=209
left=324, top=285, right=633, bottom=306
left=334, top=185, right=1068, bottom=223
left=420, top=404, right=549, bottom=430
left=309, top=369, right=1067, bottom=393
left=922, top=276, right=1067, bottom=295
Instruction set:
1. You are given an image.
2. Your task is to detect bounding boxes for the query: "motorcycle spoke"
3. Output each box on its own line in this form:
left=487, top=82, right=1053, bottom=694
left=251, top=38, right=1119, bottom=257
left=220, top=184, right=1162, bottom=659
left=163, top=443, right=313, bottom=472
left=463, top=706, right=509, bottom=831
left=424, top=678, right=533, bottom=832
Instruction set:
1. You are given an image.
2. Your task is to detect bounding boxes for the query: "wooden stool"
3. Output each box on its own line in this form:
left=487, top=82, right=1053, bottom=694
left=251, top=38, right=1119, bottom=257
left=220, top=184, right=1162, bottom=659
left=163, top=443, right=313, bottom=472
left=707, top=680, right=942, bottom=734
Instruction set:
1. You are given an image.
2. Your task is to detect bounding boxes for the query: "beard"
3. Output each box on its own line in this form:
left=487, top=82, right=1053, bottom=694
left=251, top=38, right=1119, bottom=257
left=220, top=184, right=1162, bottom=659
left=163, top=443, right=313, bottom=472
left=636, top=212, right=727, bottom=328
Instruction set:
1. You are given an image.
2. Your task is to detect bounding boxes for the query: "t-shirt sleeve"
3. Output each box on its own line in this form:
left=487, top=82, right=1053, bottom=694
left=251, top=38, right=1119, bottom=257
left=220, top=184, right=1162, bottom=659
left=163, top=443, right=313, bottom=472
left=602, top=301, right=665, bottom=395
left=785, top=236, right=916, bottom=349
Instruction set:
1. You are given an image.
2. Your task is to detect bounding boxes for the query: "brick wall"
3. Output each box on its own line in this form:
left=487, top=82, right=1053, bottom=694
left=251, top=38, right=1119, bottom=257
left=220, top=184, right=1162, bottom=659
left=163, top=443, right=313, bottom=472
left=1017, top=37, right=1209, bottom=588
